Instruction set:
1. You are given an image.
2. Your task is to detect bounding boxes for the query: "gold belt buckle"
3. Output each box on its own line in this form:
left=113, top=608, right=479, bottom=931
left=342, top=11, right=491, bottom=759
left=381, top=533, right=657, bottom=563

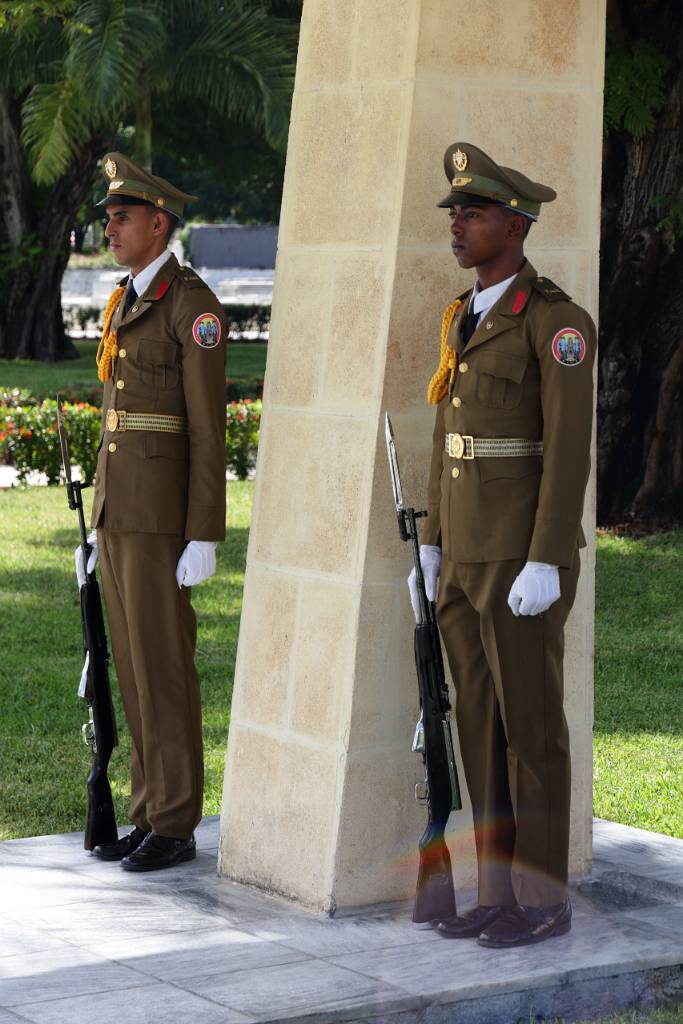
left=447, top=433, right=475, bottom=460
left=106, top=408, right=125, bottom=432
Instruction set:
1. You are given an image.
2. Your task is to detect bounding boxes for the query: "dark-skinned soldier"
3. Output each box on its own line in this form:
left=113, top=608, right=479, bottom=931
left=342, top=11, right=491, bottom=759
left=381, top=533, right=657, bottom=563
left=408, top=143, right=596, bottom=947
left=74, top=153, right=226, bottom=871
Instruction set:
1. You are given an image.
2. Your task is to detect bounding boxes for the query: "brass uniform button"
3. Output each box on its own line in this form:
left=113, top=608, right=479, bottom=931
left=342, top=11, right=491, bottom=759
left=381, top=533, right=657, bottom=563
left=116, top=379, right=125, bottom=390
left=108, top=442, right=117, bottom=453
left=452, top=396, right=462, bottom=408
left=118, top=348, right=127, bottom=358
left=460, top=362, right=469, bottom=373
left=451, top=467, right=460, bottom=479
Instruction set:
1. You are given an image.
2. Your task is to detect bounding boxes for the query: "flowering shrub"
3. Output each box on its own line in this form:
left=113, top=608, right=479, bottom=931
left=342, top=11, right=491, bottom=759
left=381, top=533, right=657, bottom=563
left=226, top=399, right=261, bottom=480
left=0, top=394, right=262, bottom=484
left=226, top=376, right=264, bottom=402
left=0, top=399, right=100, bottom=484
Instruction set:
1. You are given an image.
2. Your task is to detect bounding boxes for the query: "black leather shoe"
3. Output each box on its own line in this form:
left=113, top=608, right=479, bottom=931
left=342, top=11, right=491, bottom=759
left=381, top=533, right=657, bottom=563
left=434, top=905, right=507, bottom=938
left=477, top=899, right=572, bottom=948
left=121, top=832, right=196, bottom=872
left=92, top=827, right=149, bottom=862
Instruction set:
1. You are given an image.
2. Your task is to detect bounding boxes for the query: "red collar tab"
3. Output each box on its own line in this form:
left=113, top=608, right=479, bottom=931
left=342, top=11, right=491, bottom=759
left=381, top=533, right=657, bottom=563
left=153, top=280, right=170, bottom=301
left=511, top=290, right=529, bottom=314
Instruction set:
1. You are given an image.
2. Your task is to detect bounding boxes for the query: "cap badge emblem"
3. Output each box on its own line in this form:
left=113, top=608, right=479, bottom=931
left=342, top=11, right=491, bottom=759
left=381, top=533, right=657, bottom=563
left=453, top=148, right=468, bottom=172
left=451, top=176, right=472, bottom=187
left=110, top=180, right=124, bottom=190
left=510, top=198, right=518, bottom=207
left=104, top=158, right=117, bottom=178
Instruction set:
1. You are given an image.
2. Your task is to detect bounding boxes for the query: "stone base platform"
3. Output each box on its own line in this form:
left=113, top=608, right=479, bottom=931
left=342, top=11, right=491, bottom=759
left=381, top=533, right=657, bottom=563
left=1, top=818, right=681, bottom=1024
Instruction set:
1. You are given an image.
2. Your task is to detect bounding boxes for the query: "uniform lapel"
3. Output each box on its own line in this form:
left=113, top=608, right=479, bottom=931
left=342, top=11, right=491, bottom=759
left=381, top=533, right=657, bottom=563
left=462, top=260, right=537, bottom=355
left=119, top=254, right=179, bottom=327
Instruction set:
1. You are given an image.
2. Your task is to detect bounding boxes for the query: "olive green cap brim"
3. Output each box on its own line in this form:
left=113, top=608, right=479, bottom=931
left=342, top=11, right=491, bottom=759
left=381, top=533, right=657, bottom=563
left=97, top=178, right=188, bottom=218
left=436, top=173, right=541, bottom=218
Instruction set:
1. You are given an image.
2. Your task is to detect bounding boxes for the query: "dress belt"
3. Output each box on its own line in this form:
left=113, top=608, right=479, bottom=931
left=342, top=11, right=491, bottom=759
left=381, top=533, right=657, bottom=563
left=106, top=409, right=189, bottom=434
left=445, top=433, right=543, bottom=460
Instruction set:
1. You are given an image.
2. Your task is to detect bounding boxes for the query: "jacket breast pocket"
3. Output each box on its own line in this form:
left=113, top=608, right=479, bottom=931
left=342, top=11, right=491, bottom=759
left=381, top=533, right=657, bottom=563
left=475, top=351, right=528, bottom=410
left=139, top=339, right=180, bottom=389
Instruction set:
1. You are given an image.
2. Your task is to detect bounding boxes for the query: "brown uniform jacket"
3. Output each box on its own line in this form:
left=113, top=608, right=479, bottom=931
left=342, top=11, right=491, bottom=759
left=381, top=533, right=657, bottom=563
left=423, top=260, right=596, bottom=569
left=91, top=254, right=227, bottom=541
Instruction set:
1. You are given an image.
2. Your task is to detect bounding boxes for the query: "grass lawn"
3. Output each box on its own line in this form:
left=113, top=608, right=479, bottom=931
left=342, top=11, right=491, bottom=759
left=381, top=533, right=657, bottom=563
left=1, top=480, right=680, bottom=842
left=594, top=530, right=683, bottom=838
left=0, top=481, right=251, bottom=840
left=0, top=339, right=267, bottom=400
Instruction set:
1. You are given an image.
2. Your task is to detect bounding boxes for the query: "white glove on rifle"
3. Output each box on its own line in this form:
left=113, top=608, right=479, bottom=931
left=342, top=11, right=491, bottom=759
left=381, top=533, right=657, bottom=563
left=176, top=540, right=217, bottom=588
left=508, top=561, right=560, bottom=617
left=407, top=544, right=442, bottom=621
left=75, top=529, right=98, bottom=588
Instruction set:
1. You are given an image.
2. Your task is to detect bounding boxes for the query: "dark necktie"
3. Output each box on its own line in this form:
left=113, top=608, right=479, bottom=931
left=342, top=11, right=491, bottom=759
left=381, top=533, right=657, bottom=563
left=462, top=303, right=479, bottom=344
left=122, top=277, right=136, bottom=316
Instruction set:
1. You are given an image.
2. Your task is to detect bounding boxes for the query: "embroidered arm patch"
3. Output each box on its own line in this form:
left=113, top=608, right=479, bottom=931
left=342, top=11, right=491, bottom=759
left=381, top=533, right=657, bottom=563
left=551, top=327, right=586, bottom=366
left=192, top=312, right=221, bottom=349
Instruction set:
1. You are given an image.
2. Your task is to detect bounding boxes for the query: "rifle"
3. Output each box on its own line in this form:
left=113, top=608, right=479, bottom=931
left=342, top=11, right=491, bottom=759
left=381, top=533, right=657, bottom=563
left=384, top=412, right=461, bottom=924
left=57, top=397, right=119, bottom=851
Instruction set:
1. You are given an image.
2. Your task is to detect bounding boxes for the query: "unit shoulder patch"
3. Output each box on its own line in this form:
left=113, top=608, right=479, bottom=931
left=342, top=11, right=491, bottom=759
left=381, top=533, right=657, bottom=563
left=551, top=326, right=586, bottom=366
left=532, top=277, right=571, bottom=303
left=192, top=312, right=222, bottom=349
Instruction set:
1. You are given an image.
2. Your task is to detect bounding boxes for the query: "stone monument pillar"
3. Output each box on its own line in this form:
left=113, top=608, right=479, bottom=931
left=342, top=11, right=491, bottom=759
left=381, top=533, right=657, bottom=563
left=219, top=0, right=606, bottom=910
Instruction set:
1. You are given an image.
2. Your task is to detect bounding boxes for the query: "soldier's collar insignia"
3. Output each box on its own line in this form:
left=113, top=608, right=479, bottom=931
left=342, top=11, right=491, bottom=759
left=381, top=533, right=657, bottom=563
left=451, top=176, right=472, bottom=187
left=104, top=157, right=117, bottom=178
left=110, top=180, right=124, bottom=190
left=453, top=148, right=468, bottom=172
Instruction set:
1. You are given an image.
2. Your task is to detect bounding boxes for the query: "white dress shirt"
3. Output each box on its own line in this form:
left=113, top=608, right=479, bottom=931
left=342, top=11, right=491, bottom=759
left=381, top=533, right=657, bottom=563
left=469, top=270, right=518, bottom=326
left=129, top=249, right=173, bottom=297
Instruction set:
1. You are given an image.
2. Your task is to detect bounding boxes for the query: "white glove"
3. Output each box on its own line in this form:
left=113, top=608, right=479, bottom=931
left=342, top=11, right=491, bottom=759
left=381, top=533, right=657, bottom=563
left=176, top=541, right=217, bottom=588
left=407, top=544, right=442, bottom=621
left=75, top=530, right=99, bottom=588
left=508, top=561, right=560, bottom=617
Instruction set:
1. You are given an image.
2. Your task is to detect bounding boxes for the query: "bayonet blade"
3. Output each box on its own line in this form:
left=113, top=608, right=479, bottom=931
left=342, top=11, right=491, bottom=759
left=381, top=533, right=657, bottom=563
left=56, top=395, right=73, bottom=485
left=384, top=412, right=404, bottom=510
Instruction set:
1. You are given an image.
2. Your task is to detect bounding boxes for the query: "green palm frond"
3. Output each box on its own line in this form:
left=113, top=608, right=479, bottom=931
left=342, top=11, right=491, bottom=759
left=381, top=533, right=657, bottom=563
left=6, top=0, right=299, bottom=182
left=65, top=0, right=167, bottom=108
left=170, top=4, right=297, bottom=149
left=0, top=13, right=66, bottom=91
left=21, top=79, right=93, bottom=183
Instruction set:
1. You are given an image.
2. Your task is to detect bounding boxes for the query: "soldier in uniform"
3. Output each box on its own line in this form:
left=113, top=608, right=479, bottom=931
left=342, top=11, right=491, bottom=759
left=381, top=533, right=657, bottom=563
left=408, top=143, right=596, bottom=946
left=74, top=153, right=227, bottom=871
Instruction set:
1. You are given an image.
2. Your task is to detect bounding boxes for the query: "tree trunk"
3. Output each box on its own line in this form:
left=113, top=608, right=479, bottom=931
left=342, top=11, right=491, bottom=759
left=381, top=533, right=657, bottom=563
left=597, top=0, right=683, bottom=526
left=0, top=95, right=109, bottom=361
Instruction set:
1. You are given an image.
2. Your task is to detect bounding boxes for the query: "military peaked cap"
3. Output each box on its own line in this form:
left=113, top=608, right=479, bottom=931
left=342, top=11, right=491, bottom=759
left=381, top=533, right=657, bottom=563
left=437, top=142, right=556, bottom=220
left=97, top=152, right=198, bottom=219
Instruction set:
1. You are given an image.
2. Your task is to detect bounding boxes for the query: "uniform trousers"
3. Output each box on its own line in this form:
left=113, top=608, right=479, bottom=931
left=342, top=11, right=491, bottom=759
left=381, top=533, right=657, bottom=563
left=436, top=552, right=580, bottom=907
left=97, top=529, right=204, bottom=839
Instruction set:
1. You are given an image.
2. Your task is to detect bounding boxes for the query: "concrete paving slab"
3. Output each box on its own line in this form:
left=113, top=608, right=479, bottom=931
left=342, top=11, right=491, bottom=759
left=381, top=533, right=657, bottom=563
left=0, top=946, right=146, bottom=1008
left=0, top=816, right=681, bottom=1024
left=14, top=982, right=255, bottom=1024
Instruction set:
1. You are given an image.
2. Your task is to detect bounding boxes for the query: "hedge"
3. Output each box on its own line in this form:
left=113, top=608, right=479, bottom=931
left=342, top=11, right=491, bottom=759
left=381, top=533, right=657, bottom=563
left=0, top=395, right=261, bottom=484
left=63, top=302, right=270, bottom=340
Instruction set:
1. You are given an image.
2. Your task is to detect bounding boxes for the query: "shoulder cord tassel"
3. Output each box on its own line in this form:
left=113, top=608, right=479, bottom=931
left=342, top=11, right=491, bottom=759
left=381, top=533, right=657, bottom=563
left=426, top=298, right=463, bottom=405
left=95, top=286, right=126, bottom=382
